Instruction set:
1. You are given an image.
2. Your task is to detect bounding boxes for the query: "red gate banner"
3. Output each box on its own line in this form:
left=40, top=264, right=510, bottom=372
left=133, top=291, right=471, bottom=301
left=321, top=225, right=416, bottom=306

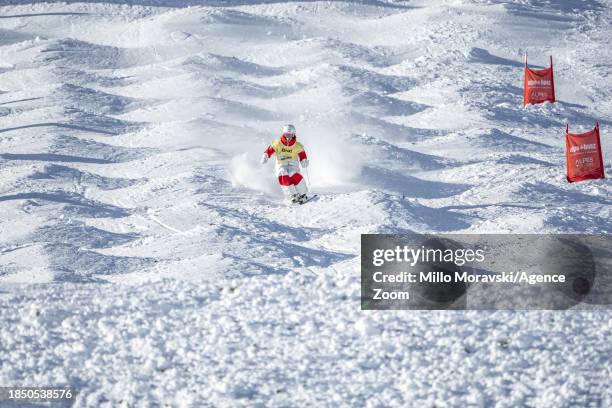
left=565, top=123, right=605, bottom=183
left=524, top=55, right=556, bottom=106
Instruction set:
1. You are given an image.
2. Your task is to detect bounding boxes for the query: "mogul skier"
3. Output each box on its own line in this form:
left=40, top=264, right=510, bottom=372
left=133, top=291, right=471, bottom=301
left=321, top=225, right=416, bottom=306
left=261, top=124, right=310, bottom=204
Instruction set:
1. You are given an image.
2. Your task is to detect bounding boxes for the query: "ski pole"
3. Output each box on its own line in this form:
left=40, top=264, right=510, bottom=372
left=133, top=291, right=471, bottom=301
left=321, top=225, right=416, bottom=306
left=304, top=166, right=312, bottom=191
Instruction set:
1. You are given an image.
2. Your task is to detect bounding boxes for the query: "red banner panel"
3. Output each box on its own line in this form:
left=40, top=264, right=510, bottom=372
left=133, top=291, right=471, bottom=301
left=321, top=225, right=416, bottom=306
left=565, top=123, right=605, bottom=183
left=524, top=55, right=556, bottom=106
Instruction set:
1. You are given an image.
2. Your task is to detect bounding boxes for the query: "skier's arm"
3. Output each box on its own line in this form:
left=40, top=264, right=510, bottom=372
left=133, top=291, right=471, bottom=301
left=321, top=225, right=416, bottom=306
left=265, top=145, right=275, bottom=158
left=261, top=145, right=275, bottom=164
left=298, top=147, right=308, bottom=167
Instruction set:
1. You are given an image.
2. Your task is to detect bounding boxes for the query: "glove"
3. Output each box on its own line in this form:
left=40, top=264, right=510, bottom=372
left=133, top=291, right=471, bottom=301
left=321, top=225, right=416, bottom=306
left=301, top=159, right=309, bottom=168
left=260, top=154, right=268, bottom=164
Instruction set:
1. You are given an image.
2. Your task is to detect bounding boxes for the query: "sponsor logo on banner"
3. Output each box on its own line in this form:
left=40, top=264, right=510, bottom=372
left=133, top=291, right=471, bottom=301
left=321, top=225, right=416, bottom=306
left=527, top=80, right=552, bottom=87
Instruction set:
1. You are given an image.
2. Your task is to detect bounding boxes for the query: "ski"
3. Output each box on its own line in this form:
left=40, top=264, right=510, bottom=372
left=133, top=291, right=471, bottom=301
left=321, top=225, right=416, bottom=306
left=298, top=194, right=318, bottom=205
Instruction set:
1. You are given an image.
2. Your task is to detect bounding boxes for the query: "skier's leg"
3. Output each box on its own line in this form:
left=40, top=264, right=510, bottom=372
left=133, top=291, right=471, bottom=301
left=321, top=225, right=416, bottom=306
left=276, top=165, right=297, bottom=199
left=290, top=172, right=308, bottom=196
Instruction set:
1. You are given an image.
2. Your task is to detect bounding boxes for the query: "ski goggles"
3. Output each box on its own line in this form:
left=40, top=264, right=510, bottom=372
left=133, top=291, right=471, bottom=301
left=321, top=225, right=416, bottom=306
left=282, top=132, right=296, bottom=138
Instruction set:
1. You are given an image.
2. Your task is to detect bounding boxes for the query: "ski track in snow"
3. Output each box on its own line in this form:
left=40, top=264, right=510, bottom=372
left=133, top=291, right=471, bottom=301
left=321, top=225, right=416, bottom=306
left=0, top=0, right=611, bottom=406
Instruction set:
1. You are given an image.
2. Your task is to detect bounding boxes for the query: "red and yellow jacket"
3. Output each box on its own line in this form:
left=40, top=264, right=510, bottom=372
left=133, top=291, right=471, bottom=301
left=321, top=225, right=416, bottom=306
left=264, top=135, right=307, bottom=165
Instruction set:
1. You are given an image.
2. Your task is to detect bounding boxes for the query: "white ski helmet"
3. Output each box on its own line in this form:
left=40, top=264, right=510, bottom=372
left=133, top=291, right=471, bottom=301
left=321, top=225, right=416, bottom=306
left=282, top=124, right=296, bottom=137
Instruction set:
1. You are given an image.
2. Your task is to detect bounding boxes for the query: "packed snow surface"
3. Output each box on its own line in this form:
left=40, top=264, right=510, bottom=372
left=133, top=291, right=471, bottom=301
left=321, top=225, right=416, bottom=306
left=0, top=0, right=611, bottom=406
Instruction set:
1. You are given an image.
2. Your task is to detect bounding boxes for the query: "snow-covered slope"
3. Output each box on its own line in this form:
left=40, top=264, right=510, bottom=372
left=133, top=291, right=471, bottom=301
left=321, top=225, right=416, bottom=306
left=0, top=1, right=611, bottom=406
